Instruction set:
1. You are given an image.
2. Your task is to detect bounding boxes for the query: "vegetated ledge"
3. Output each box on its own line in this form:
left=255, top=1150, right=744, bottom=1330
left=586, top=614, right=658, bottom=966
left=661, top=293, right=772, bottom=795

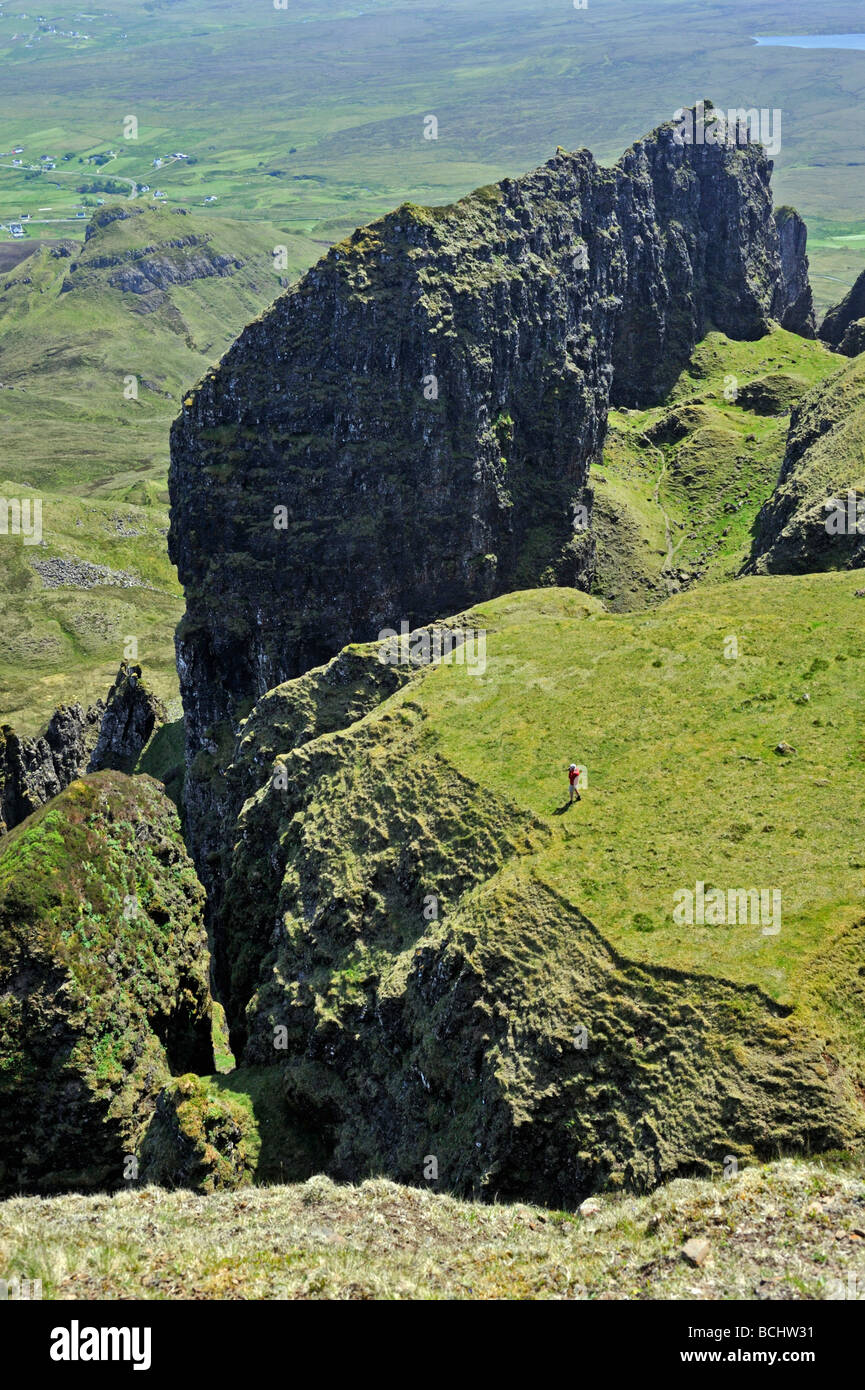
left=177, top=590, right=865, bottom=1207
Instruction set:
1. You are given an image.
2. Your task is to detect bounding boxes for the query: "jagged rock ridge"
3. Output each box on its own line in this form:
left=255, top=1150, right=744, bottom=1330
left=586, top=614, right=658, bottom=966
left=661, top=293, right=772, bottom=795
left=169, top=106, right=814, bottom=884
left=819, top=267, right=865, bottom=357
left=0, top=662, right=165, bottom=835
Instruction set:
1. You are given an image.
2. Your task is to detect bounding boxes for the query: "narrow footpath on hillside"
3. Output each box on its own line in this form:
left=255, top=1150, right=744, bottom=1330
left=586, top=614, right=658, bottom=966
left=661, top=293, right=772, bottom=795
left=640, top=431, right=686, bottom=575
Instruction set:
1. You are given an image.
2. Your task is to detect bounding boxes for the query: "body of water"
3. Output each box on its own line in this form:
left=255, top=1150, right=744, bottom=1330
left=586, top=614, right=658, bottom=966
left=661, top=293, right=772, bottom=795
left=754, top=35, right=865, bottom=50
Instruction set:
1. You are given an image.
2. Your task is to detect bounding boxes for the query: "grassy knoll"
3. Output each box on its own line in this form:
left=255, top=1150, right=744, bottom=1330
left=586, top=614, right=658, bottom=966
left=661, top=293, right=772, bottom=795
left=416, top=577, right=865, bottom=1014
left=1, top=1158, right=862, bottom=1299
left=592, top=327, right=843, bottom=610
left=199, top=575, right=864, bottom=1197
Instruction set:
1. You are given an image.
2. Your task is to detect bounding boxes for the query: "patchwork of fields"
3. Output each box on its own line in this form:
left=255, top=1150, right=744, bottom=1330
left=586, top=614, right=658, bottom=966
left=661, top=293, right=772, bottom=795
left=0, top=0, right=864, bottom=304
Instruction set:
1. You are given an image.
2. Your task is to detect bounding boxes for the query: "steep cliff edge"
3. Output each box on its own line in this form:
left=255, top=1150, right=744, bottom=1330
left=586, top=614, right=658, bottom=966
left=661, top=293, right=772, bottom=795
left=819, top=268, right=865, bottom=357
left=169, top=108, right=813, bottom=884
left=0, top=772, right=213, bottom=1196
left=198, top=583, right=864, bottom=1202
left=749, top=352, right=865, bottom=573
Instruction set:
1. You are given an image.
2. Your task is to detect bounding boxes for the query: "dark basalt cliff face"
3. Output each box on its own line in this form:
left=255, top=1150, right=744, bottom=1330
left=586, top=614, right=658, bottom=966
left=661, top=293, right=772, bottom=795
left=771, top=206, right=816, bottom=340
left=819, top=268, right=865, bottom=356
left=169, top=109, right=813, bottom=883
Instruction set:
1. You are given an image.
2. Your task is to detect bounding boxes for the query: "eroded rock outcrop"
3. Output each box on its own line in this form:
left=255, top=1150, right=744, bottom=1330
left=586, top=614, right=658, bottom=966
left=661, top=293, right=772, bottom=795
left=88, top=663, right=167, bottom=774
left=0, top=663, right=166, bottom=835
left=63, top=205, right=244, bottom=297
left=749, top=352, right=865, bottom=573
left=169, top=107, right=813, bottom=884
left=0, top=703, right=102, bottom=834
left=771, top=207, right=816, bottom=338
left=819, top=268, right=865, bottom=356
left=0, top=772, right=213, bottom=1197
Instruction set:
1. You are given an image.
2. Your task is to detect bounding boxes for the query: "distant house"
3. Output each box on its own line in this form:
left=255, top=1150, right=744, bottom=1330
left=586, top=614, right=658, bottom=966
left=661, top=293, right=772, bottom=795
left=11, top=159, right=22, bottom=167
left=10, top=224, right=24, bottom=238
left=140, top=184, right=150, bottom=192
left=152, top=157, right=163, bottom=168
left=204, top=195, right=217, bottom=203
left=153, top=190, right=166, bottom=200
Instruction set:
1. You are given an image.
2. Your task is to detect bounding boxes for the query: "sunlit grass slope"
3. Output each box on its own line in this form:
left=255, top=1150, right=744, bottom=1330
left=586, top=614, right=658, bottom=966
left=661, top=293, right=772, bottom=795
left=412, top=576, right=865, bottom=1024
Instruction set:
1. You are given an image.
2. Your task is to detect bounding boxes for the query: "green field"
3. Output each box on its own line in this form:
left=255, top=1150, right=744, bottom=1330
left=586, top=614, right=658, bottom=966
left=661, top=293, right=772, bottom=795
left=0, top=0, right=864, bottom=302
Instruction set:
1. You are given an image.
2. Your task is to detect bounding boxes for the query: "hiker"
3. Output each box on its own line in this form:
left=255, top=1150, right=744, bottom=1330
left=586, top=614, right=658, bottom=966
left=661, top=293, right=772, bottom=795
left=568, top=763, right=582, bottom=803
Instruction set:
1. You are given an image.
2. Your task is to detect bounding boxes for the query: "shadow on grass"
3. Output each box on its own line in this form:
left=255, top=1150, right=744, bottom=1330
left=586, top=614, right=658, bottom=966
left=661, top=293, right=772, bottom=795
left=209, top=1067, right=330, bottom=1185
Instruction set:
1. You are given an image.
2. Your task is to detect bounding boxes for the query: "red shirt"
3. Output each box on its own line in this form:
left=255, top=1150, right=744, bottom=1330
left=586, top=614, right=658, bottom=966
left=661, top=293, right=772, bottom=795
left=569, top=767, right=580, bottom=785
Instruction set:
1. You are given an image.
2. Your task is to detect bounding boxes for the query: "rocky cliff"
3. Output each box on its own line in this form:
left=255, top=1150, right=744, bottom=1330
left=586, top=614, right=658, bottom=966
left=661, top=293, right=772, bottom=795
left=169, top=106, right=814, bottom=885
left=749, top=352, right=865, bottom=573
left=771, top=206, right=816, bottom=339
left=818, top=268, right=865, bottom=356
left=0, top=662, right=166, bottom=835
left=88, top=663, right=167, bottom=775
left=0, top=772, right=213, bottom=1196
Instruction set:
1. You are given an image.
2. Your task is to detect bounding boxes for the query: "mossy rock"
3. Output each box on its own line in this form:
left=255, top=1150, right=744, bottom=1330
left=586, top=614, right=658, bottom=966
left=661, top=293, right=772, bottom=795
left=735, top=373, right=810, bottom=416
left=139, top=1074, right=256, bottom=1193
left=0, top=771, right=213, bottom=1196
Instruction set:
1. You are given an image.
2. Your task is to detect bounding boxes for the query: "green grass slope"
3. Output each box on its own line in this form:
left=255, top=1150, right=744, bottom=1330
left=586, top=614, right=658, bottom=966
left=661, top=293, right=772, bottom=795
left=0, top=481, right=182, bottom=733
left=206, top=576, right=865, bottom=1201
left=421, top=580, right=864, bottom=1003
left=592, top=327, right=841, bottom=610
left=0, top=202, right=318, bottom=732
left=2, top=1157, right=861, bottom=1300
left=0, top=202, right=315, bottom=497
